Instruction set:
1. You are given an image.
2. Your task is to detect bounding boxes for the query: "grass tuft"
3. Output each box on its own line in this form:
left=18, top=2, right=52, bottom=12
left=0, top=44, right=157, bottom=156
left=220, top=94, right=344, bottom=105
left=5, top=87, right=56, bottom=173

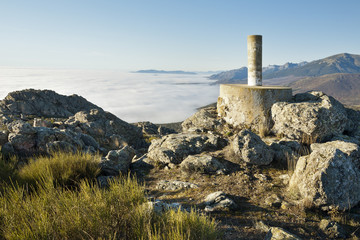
left=0, top=151, right=220, bottom=239
left=18, top=151, right=101, bottom=188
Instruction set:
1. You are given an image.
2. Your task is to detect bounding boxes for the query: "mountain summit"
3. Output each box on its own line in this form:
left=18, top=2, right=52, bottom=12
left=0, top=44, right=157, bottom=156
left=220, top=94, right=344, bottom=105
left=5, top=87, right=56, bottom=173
left=210, top=53, right=360, bottom=84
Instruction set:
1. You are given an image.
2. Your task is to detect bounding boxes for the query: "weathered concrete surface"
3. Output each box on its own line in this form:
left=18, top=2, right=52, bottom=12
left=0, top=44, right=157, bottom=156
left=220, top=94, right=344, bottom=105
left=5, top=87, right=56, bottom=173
left=217, top=84, right=292, bottom=133
left=248, top=35, right=262, bottom=86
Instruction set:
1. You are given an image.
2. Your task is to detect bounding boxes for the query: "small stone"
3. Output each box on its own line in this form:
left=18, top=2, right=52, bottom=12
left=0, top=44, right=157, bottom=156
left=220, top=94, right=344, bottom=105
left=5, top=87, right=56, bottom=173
left=204, top=191, right=237, bottom=212
left=319, top=219, right=346, bottom=239
left=156, top=180, right=198, bottom=191
left=265, top=227, right=302, bottom=240
left=254, top=173, right=268, bottom=181
left=254, top=220, right=270, bottom=232
left=265, top=194, right=282, bottom=208
left=232, top=129, right=274, bottom=165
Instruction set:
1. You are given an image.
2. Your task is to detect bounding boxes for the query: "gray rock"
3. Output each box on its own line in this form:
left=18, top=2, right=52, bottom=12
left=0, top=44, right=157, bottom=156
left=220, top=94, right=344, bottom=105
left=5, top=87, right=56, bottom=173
left=100, top=146, right=136, bottom=175
left=46, top=141, right=77, bottom=153
left=8, top=133, right=36, bottom=152
left=254, top=221, right=270, bottom=232
left=267, top=138, right=301, bottom=166
left=180, top=154, right=226, bottom=174
left=35, top=127, right=84, bottom=153
left=289, top=140, right=360, bottom=210
left=7, top=120, right=36, bottom=135
left=0, top=89, right=101, bottom=118
left=147, top=133, right=227, bottom=165
left=67, top=109, right=144, bottom=149
left=0, top=130, right=9, bottom=145
left=135, top=121, right=175, bottom=136
left=144, top=200, right=182, bottom=214
left=232, top=129, right=274, bottom=165
left=1, top=142, right=14, bottom=156
left=265, top=194, right=282, bottom=208
left=272, top=91, right=351, bottom=143
left=80, top=133, right=100, bottom=150
left=33, top=118, right=52, bottom=128
left=182, top=107, right=221, bottom=132
left=204, top=191, right=237, bottom=212
left=319, top=219, right=346, bottom=239
left=156, top=180, right=198, bottom=191
left=130, top=154, right=155, bottom=172
left=265, top=227, right=302, bottom=240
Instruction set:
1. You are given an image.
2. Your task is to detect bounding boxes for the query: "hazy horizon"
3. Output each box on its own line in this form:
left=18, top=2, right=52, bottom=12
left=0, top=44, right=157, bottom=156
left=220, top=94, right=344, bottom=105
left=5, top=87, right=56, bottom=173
left=0, top=67, right=218, bottom=123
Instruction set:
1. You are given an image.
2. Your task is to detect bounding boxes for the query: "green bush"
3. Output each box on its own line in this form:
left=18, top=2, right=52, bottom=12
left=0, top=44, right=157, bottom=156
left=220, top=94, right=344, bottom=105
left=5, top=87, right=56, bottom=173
left=0, top=175, right=220, bottom=240
left=18, top=151, right=101, bottom=188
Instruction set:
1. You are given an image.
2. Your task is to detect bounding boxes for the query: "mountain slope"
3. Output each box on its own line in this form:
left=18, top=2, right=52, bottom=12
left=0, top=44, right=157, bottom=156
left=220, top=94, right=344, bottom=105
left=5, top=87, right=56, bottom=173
left=289, top=73, right=360, bottom=105
left=210, top=53, right=360, bottom=84
left=265, top=53, right=360, bottom=79
left=208, top=67, right=247, bottom=84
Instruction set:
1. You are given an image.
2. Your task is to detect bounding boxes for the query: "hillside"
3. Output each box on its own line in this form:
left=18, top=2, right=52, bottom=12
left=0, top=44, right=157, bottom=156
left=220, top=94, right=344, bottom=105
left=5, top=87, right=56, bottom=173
left=208, top=67, right=247, bottom=84
left=2, top=89, right=360, bottom=239
left=210, top=53, right=360, bottom=84
left=289, top=73, right=360, bottom=105
left=265, top=53, right=360, bottom=79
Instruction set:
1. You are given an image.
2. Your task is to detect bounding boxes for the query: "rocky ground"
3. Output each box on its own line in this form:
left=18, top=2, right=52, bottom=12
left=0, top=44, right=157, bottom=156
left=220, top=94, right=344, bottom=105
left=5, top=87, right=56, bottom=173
left=2, top=89, right=360, bottom=239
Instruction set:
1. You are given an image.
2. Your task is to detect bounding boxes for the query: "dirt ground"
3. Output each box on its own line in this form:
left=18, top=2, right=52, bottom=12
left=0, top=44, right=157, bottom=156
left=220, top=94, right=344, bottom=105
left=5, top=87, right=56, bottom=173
left=137, top=152, right=360, bottom=239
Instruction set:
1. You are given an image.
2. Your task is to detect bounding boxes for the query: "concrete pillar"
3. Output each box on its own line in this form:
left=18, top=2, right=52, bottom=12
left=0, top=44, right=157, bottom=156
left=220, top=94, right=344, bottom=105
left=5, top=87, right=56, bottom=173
left=247, top=35, right=262, bottom=86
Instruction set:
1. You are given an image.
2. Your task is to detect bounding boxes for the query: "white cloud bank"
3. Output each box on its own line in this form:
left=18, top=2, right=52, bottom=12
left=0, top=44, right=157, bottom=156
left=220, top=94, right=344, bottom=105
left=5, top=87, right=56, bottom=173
left=0, top=67, right=219, bottom=123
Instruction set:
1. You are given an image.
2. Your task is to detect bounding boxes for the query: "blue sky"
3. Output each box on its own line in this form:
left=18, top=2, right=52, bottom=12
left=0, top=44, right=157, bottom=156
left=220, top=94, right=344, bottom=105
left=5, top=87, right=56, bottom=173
left=0, top=0, right=359, bottom=71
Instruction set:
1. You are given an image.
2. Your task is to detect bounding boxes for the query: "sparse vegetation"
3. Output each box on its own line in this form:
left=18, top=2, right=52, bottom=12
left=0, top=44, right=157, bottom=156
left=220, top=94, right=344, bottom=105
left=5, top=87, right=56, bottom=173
left=18, top=151, right=101, bottom=188
left=0, top=152, right=220, bottom=240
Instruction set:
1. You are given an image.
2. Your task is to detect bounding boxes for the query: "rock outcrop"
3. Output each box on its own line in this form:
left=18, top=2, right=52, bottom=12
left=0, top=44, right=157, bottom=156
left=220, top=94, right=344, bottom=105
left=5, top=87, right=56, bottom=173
left=272, top=91, right=353, bottom=143
left=289, top=140, right=360, bottom=210
left=147, top=133, right=227, bottom=166
left=181, top=107, right=221, bottom=132
left=100, top=146, right=136, bottom=176
left=66, top=109, right=144, bottom=149
left=3, top=120, right=99, bottom=156
left=264, top=227, right=301, bottom=240
left=232, top=129, right=274, bottom=165
left=0, top=89, right=146, bottom=157
left=180, top=154, right=226, bottom=174
left=203, top=191, right=237, bottom=212
left=0, top=89, right=101, bottom=119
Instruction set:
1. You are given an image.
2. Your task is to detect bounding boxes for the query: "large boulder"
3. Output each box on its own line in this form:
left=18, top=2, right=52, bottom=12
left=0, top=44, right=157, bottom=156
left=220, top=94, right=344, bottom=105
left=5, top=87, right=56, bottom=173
left=272, top=91, right=353, bottom=143
left=181, top=107, right=221, bottom=132
left=66, top=109, right=144, bottom=149
left=100, top=146, right=136, bottom=176
left=0, top=89, right=101, bottom=118
left=266, top=138, right=301, bottom=166
left=0, top=130, right=8, bottom=145
left=147, top=133, right=227, bottom=166
left=2, top=120, right=100, bottom=156
left=232, top=129, right=274, bottom=165
left=180, top=154, right=226, bottom=174
left=289, top=140, right=360, bottom=210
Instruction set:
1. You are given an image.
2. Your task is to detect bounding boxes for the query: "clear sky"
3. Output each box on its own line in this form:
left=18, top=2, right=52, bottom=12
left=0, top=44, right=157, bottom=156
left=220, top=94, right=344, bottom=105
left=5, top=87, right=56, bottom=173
left=0, top=0, right=359, bottom=71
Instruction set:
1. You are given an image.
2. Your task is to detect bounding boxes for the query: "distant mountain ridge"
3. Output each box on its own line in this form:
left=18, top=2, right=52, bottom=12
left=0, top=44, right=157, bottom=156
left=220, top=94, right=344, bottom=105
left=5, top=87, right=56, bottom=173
left=210, top=53, right=360, bottom=84
left=289, top=73, right=360, bottom=106
left=136, top=70, right=197, bottom=75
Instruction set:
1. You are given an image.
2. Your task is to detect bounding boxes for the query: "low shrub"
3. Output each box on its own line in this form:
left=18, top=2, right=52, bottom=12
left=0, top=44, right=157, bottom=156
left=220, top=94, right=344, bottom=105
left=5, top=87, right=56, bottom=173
left=17, top=151, right=101, bottom=188
left=0, top=174, right=220, bottom=240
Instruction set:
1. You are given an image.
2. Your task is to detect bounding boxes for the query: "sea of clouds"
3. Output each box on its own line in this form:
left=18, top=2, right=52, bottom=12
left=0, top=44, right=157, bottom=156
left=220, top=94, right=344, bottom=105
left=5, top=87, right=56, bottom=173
left=0, top=67, right=219, bottom=123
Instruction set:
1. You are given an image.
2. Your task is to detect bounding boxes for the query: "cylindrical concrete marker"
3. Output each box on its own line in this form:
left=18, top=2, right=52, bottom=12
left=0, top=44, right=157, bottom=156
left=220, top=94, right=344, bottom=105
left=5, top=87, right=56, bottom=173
left=247, top=35, right=262, bottom=86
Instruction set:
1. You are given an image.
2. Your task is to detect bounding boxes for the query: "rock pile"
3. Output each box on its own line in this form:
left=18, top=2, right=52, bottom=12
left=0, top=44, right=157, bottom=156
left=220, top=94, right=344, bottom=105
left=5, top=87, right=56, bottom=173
left=2, top=88, right=360, bottom=237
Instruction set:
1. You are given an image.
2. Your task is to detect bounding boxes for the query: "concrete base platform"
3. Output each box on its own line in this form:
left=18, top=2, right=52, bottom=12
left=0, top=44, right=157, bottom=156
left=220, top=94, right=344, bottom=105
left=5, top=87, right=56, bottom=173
left=217, top=84, right=292, bottom=133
